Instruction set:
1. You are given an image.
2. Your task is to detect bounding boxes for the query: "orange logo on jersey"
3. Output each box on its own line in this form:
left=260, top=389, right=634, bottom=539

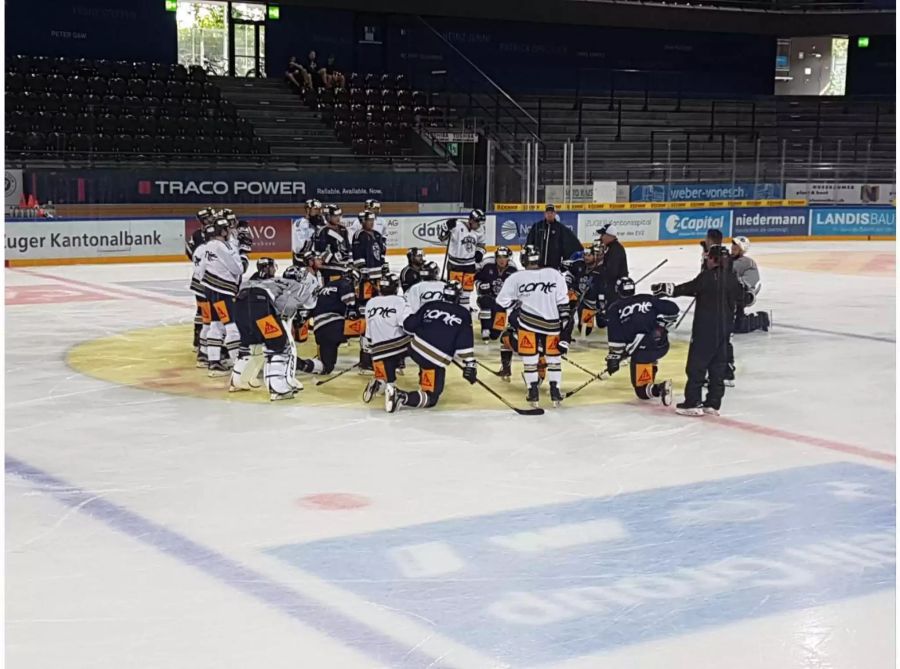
left=492, top=311, right=507, bottom=331
left=635, top=363, right=655, bottom=386
left=420, top=368, right=436, bottom=392
left=461, top=273, right=475, bottom=291
left=449, top=270, right=464, bottom=284
left=213, top=300, right=231, bottom=324
left=518, top=330, right=537, bottom=355
left=581, top=308, right=596, bottom=324
left=373, top=360, right=386, bottom=381
left=298, top=320, right=309, bottom=343
left=255, top=315, right=283, bottom=339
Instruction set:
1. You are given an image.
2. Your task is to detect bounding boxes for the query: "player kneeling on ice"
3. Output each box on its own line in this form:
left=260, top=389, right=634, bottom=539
left=362, top=273, right=411, bottom=406
left=496, top=245, right=570, bottom=408
left=605, top=277, right=678, bottom=406
left=385, top=281, right=477, bottom=413
left=296, top=257, right=357, bottom=376
left=230, top=258, right=318, bottom=401
left=653, top=244, right=743, bottom=417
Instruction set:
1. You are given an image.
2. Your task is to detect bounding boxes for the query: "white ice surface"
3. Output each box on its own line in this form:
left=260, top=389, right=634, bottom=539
left=5, top=241, right=896, bottom=669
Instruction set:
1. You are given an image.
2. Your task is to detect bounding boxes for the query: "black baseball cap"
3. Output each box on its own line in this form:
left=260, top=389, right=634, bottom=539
left=545, top=203, right=556, bottom=212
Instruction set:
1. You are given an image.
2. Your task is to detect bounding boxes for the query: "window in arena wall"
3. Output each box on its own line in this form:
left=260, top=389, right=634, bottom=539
left=774, top=35, right=849, bottom=97
left=177, top=1, right=229, bottom=76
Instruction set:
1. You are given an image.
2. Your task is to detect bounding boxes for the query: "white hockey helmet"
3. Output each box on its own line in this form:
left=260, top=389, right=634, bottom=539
left=732, top=236, right=750, bottom=254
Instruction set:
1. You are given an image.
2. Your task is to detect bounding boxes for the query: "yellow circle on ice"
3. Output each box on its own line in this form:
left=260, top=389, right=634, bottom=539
left=67, top=324, right=689, bottom=410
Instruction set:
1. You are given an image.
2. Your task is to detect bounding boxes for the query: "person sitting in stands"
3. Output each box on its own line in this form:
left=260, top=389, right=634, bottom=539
left=285, top=56, right=311, bottom=91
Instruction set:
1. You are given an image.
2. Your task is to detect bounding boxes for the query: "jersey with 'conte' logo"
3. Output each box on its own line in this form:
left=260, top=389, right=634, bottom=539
left=403, top=300, right=474, bottom=368
left=496, top=267, right=569, bottom=335
left=364, top=295, right=411, bottom=361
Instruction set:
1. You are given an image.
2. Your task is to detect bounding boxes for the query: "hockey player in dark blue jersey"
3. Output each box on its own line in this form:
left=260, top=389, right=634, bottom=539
left=605, top=276, right=679, bottom=406
left=352, top=210, right=387, bottom=374
left=475, top=246, right=518, bottom=343
left=314, top=204, right=352, bottom=280
left=561, top=242, right=603, bottom=344
left=385, top=281, right=477, bottom=412
left=297, top=258, right=356, bottom=376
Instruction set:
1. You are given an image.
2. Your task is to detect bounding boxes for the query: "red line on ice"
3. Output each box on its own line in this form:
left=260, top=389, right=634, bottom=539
left=711, top=415, right=895, bottom=464
left=16, top=269, right=187, bottom=308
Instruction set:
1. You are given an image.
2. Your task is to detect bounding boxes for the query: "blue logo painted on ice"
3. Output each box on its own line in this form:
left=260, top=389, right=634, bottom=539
left=265, top=462, right=895, bottom=666
left=661, top=209, right=732, bottom=239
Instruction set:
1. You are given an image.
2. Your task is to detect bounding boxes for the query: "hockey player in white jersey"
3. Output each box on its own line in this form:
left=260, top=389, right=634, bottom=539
left=361, top=273, right=411, bottom=406
left=403, top=261, right=445, bottom=313
left=496, top=244, right=570, bottom=407
left=438, top=208, right=486, bottom=309
left=230, top=260, right=319, bottom=401
left=190, top=221, right=215, bottom=367
left=199, top=218, right=246, bottom=376
left=291, top=199, right=324, bottom=264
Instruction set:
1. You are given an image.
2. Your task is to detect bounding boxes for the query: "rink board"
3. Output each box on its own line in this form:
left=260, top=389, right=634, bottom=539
left=267, top=462, right=895, bottom=665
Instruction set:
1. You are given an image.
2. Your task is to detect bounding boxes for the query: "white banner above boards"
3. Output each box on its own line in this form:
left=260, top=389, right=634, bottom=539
left=785, top=183, right=895, bottom=205
left=5, top=219, right=184, bottom=260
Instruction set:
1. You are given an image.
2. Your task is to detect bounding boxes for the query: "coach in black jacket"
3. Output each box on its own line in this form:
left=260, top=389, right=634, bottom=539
left=524, top=204, right=583, bottom=270
left=596, top=224, right=629, bottom=305
left=653, top=244, right=743, bottom=417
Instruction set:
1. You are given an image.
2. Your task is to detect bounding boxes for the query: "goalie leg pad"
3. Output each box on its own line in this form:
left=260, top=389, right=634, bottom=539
left=265, top=345, right=299, bottom=395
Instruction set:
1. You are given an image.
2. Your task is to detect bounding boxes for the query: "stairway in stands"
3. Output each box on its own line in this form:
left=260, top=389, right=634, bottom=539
left=215, top=77, right=353, bottom=163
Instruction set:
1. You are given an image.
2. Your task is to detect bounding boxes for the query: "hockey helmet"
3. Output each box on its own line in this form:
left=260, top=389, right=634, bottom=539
left=585, top=241, right=604, bottom=258
left=495, top=245, right=512, bottom=259
left=707, top=244, right=731, bottom=266
left=324, top=203, right=343, bottom=221
left=202, top=222, right=217, bottom=240
left=421, top=260, right=440, bottom=280
left=282, top=265, right=303, bottom=281
left=196, top=207, right=214, bottom=223
left=213, top=218, right=231, bottom=237
left=468, top=208, right=486, bottom=227
left=379, top=272, right=400, bottom=294
left=441, top=280, right=463, bottom=304
left=358, top=210, right=376, bottom=228
left=520, top=244, right=541, bottom=267
left=731, top=236, right=750, bottom=255
left=364, top=198, right=382, bottom=213
left=616, top=276, right=636, bottom=298
left=256, top=257, right=277, bottom=278
left=406, top=247, right=425, bottom=265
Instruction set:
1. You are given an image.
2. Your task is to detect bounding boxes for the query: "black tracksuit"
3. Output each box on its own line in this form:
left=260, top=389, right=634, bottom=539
left=673, top=265, right=743, bottom=410
left=597, top=240, right=629, bottom=305
left=524, top=219, right=583, bottom=270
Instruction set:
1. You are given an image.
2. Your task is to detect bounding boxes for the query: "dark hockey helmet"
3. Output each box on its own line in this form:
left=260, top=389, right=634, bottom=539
left=708, top=244, right=731, bottom=260
left=213, top=218, right=230, bottom=237
left=358, top=210, right=376, bottom=227
left=495, top=245, right=512, bottom=259
left=202, top=221, right=217, bottom=240
left=308, top=199, right=323, bottom=211
left=364, top=198, right=382, bottom=213
left=421, top=260, right=439, bottom=280
left=406, top=247, right=425, bottom=265
left=225, top=212, right=239, bottom=228
left=282, top=265, right=303, bottom=281
left=520, top=244, right=540, bottom=267
left=196, top=207, right=214, bottom=223
left=468, top=208, right=486, bottom=227
left=379, top=272, right=400, bottom=294
left=616, top=276, right=636, bottom=298
left=324, top=203, right=343, bottom=222
left=442, top=280, right=463, bottom=304
left=256, top=257, right=277, bottom=278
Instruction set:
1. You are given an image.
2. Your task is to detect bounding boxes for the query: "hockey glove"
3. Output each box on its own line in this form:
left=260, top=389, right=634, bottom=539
left=651, top=282, right=674, bottom=297
left=606, top=347, right=624, bottom=375
left=346, top=306, right=360, bottom=321
left=462, top=361, right=478, bottom=385
left=558, top=338, right=570, bottom=356
left=474, top=250, right=484, bottom=265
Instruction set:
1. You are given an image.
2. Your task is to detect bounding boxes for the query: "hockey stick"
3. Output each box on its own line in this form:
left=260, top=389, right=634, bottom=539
left=315, top=362, right=360, bottom=385
left=560, top=355, right=599, bottom=377
left=475, top=359, right=505, bottom=376
left=634, top=259, right=668, bottom=285
left=674, top=298, right=696, bottom=330
left=454, top=361, right=544, bottom=415
left=439, top=221, right=454, bottom=281
left=563, top=369, right=611, bottom=399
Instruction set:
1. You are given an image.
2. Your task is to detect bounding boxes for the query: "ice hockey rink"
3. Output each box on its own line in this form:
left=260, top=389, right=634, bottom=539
left=5, top=239, right=895, bottom=669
